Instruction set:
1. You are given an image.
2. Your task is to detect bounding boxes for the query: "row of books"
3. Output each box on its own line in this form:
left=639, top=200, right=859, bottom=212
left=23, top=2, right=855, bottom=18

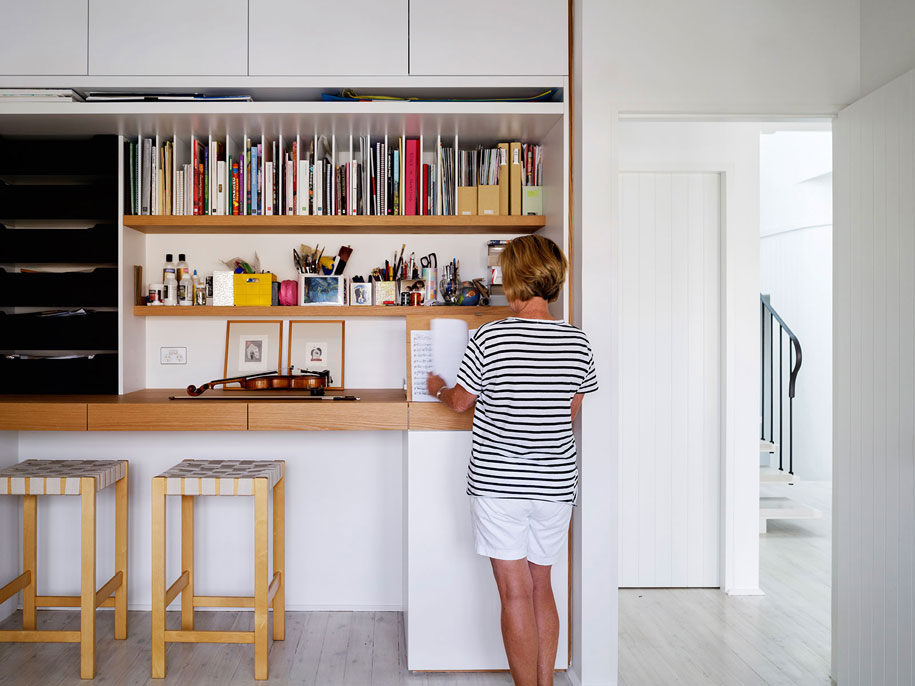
left=123, top=134, right=538, bottom=217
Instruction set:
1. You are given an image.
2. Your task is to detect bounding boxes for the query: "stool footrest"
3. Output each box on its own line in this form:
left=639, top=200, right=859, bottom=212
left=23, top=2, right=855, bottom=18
left=267, top=572, right=281, bottom=605
left=36, top=595, right=115, bottom=608
left=0, top=572, right=31, bottom=604
left=193, top=595, right=254, bottom=608
left=165, top=630, right=254, bottom=644
left=165, top=571, right=189, bottom=607
left=0, top=630, right=80, bottom=643
left=95, top=571, right=123, bottom=608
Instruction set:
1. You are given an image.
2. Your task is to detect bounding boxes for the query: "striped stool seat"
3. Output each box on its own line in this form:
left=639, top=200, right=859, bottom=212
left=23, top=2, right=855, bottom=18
left=157, top=459, right=283, bottom=495
left=0, top=459, right=126, bottom=495
left=152, top=459, right=285, bottom=681
left=0, top=459, right=129, bottom=680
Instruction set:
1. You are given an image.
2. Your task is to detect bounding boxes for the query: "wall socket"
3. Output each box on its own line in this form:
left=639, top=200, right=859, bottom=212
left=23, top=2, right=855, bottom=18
left=160, top=347, right=187, bottom=365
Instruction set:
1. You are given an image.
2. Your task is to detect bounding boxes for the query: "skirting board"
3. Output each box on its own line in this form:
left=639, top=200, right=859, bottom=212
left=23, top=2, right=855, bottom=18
left=725, top=588, right=765, bottom=596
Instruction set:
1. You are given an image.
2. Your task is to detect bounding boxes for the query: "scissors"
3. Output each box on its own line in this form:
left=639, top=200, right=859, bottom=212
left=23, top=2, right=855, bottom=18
left=420, top=253, right=437, bottom=269
left=292, top=248, right=304, bottom=274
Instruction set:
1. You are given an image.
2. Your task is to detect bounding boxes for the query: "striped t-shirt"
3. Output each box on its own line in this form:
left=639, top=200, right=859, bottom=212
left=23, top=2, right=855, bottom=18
left=455, top=317, right=598, bottom=503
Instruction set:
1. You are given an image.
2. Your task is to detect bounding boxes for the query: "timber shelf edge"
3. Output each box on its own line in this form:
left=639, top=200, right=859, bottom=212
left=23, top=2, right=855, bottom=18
left=122, top=214, right=545, bottom=234
left=133, top=305, right=514, bottom=317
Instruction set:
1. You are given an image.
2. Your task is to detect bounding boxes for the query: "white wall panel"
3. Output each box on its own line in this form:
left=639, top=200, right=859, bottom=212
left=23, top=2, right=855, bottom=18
left=833, top=66, right=915, bottom=685
left=0, top=0, right=88, bottom=75
left=619, top=172, right=721, bottom=588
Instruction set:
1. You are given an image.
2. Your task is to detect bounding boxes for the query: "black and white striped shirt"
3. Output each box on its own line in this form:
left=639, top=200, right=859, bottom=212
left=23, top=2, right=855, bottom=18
left=455, top=317, right=598, bottom=503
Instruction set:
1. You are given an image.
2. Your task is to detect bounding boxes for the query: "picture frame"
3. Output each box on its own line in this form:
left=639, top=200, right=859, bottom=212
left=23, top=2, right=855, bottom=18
left=288, top=320, right=345, bottom=389
left=298, top=274, right=345, bottom=305
left=223, top=320, right=283, bottom=385
left=350, top=281, right=372, bottom=306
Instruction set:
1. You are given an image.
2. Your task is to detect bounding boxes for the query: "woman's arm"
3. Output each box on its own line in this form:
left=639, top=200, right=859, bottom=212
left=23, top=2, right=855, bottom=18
left=571, top=393, right=585, bottom=422
left=426, top=373, right=477, bottom=413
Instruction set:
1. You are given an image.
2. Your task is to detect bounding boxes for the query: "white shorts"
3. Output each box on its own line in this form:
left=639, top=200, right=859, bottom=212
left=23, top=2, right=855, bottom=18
left=469, top=496, right=572, bottom=566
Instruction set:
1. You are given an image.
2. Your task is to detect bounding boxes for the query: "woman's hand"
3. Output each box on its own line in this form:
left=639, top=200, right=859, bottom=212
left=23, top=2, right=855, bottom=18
left=426, top=373, right=446, bottom=398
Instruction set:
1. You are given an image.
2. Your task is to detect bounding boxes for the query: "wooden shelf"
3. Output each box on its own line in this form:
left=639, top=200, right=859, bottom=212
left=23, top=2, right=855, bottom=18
left=122, top=215, right=544, bottom=234
left=133, top=305, right=513, bottom=317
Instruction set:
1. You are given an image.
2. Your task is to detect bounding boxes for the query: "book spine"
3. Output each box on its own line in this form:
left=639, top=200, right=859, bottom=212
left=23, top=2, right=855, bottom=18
left=265, top=161, right=274, bottom=215
left=405, top=139, right=418, bottom=215
left=232, top=161, right=240, bottom=215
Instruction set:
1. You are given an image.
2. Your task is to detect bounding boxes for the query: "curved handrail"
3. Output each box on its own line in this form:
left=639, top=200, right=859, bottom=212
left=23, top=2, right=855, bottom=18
left=761, top=295, right=802, bottom=398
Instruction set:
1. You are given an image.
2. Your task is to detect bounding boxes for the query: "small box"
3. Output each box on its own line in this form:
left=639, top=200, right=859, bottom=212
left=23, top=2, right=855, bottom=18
left=477, top=185, right=500, bottom=216
left=233, top=273, right=275, bottom=306
left=212, top=271, right=234, bottom=306
left=374, top=281, right=398, bottom=305
left=457, top=186, right=477, bottom=216
left=522, top=186, right=543, bottom=216
left=299, top=274, right=345, bottom=305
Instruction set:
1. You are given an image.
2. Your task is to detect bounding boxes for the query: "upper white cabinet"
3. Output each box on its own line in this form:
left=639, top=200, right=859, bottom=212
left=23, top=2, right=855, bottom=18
left=248, top=0, right=408, bottom=76
left=88, top=0, right=248, bottom=76
left=0, top=0, right=88, bottom=75
left=409, top=0, right=568, bottom=76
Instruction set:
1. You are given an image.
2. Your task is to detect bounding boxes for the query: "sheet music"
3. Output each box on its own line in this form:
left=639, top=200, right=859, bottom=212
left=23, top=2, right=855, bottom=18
left=411, top=330, right=435, bottom=402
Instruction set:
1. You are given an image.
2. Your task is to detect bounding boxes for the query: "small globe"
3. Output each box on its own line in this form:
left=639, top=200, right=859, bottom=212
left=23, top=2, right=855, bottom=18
left=460, top=284, right=480, bottom=306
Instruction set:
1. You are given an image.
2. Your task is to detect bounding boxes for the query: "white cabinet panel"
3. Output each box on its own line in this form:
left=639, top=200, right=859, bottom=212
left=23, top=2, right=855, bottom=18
left=0, top=0, right=88, bottom=75
left=88, top=0, right=247, bottom=76
left=409, top=0, right=567, bottom=76
left=249, top=0, right=407, bottom=76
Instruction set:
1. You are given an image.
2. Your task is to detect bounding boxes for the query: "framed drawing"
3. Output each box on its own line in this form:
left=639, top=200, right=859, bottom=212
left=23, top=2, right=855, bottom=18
left=350, top=281, right=372, bottom=306
left=224, top=320, right=283, bottom=384
left=298, top=274, right=345, bottom=305
left=288, top=320, right=345, bottom=389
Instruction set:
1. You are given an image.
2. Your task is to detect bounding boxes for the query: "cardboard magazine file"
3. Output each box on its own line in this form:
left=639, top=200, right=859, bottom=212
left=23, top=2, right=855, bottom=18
left=457, top=186, right=478, bottom=215
left=509, top=141, right=523, bottom=215
left=497, top=142, right=510, bottom=216
left=522, top=186, right=543, bottom=216
left=477, top=185, right=500, bottom=216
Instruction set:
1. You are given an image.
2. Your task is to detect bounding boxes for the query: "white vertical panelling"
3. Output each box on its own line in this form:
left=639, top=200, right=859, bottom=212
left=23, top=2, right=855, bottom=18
left=619, top=172, right=721, bottom=588
left=834, top=66, right=915, bottom=685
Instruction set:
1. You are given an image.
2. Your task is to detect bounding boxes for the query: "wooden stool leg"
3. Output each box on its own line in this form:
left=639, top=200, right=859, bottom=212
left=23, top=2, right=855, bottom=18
left=151, top=477, right=167, bottom=679
left=114, top=463, right=129, bottom=640
left=254, top=478, right=269, bottom=680
left=181, top=495, right=194, bottom=631
left=272, top=468, right=285, bottom=641
left=22, top=494, right=37, bottom=631
left=80, top=477, right=97, bottom=680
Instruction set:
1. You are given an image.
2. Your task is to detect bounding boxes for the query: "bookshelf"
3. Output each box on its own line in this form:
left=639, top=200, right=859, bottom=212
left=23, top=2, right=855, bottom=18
left=123, top=215, right=545, bottom=234
left=133, top=305, right=513, bottom=317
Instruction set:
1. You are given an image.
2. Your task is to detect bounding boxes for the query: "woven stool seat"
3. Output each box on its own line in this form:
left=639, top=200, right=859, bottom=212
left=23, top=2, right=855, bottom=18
left=0, top=459, right=126, bottom=495
left=157, top=459, right=284, bottom=496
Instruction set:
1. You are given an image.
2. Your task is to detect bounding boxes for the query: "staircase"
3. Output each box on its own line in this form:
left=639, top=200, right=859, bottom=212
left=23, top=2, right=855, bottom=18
left=759, top=295, right=821, bottom=533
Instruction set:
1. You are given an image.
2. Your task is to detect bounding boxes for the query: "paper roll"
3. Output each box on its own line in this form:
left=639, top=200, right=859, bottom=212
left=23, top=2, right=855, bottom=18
left=430, top=318, right=470, bottom=388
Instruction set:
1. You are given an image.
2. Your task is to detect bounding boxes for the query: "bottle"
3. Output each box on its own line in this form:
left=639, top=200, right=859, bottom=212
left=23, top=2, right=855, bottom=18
left=176, top=253, right=190, bottom=282
left=193, top=269, right=207, bottom=306
left=164, top=272, right=178, bottom=306
left=178, top=268, right=193, bottom=306
left=163, top=253, right=176, bottom=284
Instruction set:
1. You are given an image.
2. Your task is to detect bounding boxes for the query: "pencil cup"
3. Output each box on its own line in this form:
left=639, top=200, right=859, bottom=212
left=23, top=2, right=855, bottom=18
left=423, top=268, right=437, bottom=303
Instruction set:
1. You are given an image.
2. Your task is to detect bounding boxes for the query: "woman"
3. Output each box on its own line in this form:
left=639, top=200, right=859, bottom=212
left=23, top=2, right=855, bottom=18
left=427, top=234, right=598, bottom=686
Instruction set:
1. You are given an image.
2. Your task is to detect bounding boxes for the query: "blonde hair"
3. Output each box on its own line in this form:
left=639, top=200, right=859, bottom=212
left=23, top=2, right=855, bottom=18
left=500, top=235, right=567, bottom=303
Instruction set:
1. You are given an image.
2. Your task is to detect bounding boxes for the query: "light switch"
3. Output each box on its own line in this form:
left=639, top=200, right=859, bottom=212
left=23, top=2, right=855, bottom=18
left=160, top=347, right=187, bottom=365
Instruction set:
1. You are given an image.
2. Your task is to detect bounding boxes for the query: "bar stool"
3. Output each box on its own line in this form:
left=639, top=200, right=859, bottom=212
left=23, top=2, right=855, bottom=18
left=151, top=459, right=285, bottom=681
left=0, top=459, right=129, bottom=679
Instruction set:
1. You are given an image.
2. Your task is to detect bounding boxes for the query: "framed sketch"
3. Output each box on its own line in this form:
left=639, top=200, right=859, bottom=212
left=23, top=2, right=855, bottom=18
left=224, top=320, right=283, bottom=383
left=299, top=274, right=345, bottom=305
left=350, top=281, right=372, bottom=306
left=288, top=320, right=345, bottom=389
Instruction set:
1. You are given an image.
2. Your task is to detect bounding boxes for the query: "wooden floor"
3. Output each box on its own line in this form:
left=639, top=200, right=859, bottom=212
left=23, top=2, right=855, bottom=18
left=0, top=608, right=571, bottom=685
left=619, top=480, right=832, bottom=686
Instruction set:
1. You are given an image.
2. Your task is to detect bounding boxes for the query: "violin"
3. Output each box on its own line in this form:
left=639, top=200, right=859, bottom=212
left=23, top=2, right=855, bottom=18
left=187, top=369, right=332, bottom=396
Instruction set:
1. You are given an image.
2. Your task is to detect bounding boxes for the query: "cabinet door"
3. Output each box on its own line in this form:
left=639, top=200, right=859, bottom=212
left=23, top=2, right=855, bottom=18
left=249, top=0, right=408, bottom=76
left=0, top=0, right=88, bottom=75
left=409, top=0, right=567, bottom=76
left=88, top=0, right=247, bottom=76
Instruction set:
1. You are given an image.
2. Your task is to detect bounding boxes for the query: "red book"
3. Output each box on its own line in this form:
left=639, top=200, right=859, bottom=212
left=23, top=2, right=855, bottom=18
left=422, top=164, right=430, bottom=215
left=405, top=139, right=419, bottom=215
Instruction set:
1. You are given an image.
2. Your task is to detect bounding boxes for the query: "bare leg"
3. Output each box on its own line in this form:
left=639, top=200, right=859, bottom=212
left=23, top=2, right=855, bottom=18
left=490, top=558, right=538, bottom=686
left=528, top=561, right=559, bottom=686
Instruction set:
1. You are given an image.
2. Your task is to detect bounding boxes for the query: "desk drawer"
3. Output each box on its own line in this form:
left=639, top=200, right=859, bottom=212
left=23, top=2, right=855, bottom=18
left=248, top=402, right=407, bottom=431
left=88, top=403, right=248, bottom=431
left=0, top=402, right=87, bottom=430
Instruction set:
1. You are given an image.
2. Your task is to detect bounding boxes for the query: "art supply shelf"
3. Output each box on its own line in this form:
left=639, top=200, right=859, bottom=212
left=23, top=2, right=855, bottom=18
left=132, top=305, right=513, bottom=317
left=123, top=215, right=544, bottom=234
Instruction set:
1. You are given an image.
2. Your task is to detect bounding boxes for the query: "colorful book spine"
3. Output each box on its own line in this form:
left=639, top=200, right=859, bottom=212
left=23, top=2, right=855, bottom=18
left=405, top=139, right=418, bottom=215
left=232, top=160, right=240, bottom=215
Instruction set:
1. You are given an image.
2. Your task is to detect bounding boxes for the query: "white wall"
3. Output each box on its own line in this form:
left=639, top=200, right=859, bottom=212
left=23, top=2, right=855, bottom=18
left=604, top=0, right=860, bottom=113
left=833, top=65, right=915, bottom=686
left=616, top=121, right=762, bottom=595
left=760, top=130, right=833, bottom=481
left=571, top=0, right=618, bottom=684
left=0, top=432, right=18, bottom=621
left=17, top=431, right=404, bottom=610
left=860, top=0, right=915, bottom=96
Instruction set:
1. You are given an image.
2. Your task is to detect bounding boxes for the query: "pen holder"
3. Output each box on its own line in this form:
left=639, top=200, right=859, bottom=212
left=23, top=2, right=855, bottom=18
left=422, top=268, right=437, bottom=302
left=440, top=278, right=460, bottom=305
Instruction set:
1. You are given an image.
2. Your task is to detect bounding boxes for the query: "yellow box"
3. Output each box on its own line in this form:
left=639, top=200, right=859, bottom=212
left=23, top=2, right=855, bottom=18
left=233, top=273, right=275, bottom=306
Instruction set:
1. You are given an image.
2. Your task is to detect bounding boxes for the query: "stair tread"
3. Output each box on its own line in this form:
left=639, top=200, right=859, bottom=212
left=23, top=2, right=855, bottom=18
left=760, top=466, right=797, bottom=483
left=760, top=440, right=778, bottom=453
left=759, top=496, right=822, bottom=520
